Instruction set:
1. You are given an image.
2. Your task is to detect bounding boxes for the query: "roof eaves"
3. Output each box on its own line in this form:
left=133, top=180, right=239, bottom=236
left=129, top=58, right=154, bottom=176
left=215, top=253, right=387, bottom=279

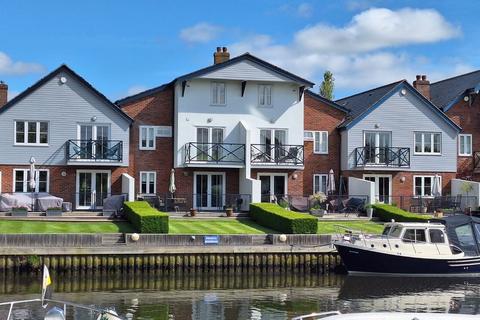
left=115, top=82, right=173, bottom=106
left=305, top=90, right=350, bottom=113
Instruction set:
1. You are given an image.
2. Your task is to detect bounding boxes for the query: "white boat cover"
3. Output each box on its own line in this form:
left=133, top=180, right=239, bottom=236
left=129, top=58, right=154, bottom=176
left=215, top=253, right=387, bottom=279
left=295, top=312, right=479, bottom=320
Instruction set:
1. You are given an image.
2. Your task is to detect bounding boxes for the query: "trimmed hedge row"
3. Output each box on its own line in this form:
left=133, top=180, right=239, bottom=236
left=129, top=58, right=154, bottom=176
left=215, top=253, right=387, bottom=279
left=124, top=201, right=169, bottom=233
left=372, top=204, right=432, bottom=222
left=250, top=203, right=318, bottom=234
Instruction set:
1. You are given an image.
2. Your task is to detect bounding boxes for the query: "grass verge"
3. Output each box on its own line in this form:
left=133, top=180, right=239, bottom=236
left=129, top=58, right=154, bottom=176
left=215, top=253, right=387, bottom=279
left=0, top=220, right=136, bottom=234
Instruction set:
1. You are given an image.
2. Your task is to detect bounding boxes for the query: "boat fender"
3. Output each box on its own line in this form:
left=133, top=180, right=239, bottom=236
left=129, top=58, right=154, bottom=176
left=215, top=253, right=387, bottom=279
left=44, top=306, right=65, bottom=320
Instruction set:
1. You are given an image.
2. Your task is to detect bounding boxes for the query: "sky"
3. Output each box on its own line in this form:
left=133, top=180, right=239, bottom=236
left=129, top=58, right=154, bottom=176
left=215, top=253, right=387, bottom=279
left=0, top=0, right=479, bottom=101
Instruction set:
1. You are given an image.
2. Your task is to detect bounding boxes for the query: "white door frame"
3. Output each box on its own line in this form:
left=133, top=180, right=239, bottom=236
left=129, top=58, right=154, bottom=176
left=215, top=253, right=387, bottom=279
left=257, top=172, right=288, bottom=201
left=193, top=172, right=226, bottom=210
left=363, top=174, right=392, bottom=203
left=76, top=169, right=111, bottom=210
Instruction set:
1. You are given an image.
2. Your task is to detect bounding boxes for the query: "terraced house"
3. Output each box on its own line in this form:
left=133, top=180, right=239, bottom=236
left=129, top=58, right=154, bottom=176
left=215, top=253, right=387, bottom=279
left=0, top=65, right=132, bottom=210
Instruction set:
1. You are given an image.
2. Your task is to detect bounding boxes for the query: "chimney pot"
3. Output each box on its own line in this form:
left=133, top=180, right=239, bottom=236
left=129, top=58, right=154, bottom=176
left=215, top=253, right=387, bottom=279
left=413, top=74, right=430, bottom=100
left=416, top=75, right=421, bottom=81
left=0, top=81, right=7, bottom=108
left=216, top=47, right=221, bottom=52
left=222, top=47, right=227, bottom=52
left=421, top=75, right=427, bottom=81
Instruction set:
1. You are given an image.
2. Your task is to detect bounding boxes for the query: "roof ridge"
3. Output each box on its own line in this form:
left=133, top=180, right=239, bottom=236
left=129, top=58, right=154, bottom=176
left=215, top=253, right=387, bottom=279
left=305, top=89, right=350, bottom=113
left=431, top=69, right=480, bottom=85
left=336, top=79, right=405, bottom=102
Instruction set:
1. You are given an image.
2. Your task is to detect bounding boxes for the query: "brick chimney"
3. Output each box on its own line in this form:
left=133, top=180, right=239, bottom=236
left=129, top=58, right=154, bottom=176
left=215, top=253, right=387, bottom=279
left=0, top=81, right=7, bottom=107
left=214, top=47, right=230, bottom=64
left=413, top=75, right=430, bottom=100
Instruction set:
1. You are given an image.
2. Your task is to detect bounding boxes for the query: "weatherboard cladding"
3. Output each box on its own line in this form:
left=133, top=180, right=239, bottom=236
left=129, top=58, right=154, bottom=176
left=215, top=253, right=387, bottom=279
left=341, top=87, right=458, bottom=172
left=0, top=70, right=130, bottom=166
left=430, top=70, right=480, bottom=111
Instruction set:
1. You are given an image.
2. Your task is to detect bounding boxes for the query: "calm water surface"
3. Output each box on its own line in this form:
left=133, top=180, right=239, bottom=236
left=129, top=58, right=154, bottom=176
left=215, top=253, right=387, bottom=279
left=1, top=271, right=480, bottom=319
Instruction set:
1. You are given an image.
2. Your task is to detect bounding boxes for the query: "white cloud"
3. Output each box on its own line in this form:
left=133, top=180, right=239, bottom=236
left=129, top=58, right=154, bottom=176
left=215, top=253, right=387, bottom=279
left=0, top=52, right=44, bottom=75
left=126, top=85, right=148, bottom=96
left=179, top=22, right=222, bottom=44
left=229, top=7, right=463, bottom=93
left=297, top=3, right=313, bottom=18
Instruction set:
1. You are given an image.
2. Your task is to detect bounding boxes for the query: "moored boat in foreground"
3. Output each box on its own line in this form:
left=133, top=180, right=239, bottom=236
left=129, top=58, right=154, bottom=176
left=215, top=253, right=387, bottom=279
left=293, top=311, right=479, bottom=319
left=334, top=215, right=480, bottom=276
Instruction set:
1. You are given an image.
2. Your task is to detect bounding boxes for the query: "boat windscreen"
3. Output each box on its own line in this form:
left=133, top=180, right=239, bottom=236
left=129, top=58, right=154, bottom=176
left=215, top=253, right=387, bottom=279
left=454, top=224, right=478, bottom=255
left=389, top=226, right=403, bottom=238
left=382, top=226, right=391, bottom=236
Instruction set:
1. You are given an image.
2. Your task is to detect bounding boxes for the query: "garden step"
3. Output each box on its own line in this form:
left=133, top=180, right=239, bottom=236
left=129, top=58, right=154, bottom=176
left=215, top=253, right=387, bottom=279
left=101, top=234, right=126, bottom=245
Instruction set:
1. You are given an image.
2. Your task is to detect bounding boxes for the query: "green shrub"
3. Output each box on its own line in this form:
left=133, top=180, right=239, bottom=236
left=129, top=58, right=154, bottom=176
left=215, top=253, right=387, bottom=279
left=250, top=203, right=318, bottom=234
left=372, top=204, right=432, bottom=222
left=123, top=201, right=169, bottom=233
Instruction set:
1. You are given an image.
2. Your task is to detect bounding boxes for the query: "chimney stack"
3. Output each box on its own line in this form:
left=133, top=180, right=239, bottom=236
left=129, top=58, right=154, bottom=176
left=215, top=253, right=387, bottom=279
left=413, top=74, right=430, bottom=100
left=0, top=81, right=7, bottom=107
left=213, top=47, right=230, bottom=65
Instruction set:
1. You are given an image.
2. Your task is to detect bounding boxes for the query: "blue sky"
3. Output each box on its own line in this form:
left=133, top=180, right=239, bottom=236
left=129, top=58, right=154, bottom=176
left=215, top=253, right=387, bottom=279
left=0, top=0, right=478, bottom=100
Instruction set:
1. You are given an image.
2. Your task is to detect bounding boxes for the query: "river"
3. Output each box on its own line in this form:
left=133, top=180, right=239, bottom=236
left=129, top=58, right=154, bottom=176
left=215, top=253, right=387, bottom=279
left=1, top=271, right=480, bottom=319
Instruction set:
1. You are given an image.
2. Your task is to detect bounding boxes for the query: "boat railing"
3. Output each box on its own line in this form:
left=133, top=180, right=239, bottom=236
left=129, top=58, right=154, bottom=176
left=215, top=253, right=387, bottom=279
left=292, top=311, right=341, bottom=320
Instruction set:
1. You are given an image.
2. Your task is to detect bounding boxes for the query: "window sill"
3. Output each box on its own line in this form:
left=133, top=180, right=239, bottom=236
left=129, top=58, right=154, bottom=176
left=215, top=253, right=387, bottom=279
left=14, top=144, right=49, bottom=147
left=258, top=105, right=273, bottom=108
left=139, top=148, right=156, bottom=151
left=210, top=104, right=226, bottom=107
left=459, top=154, right=473, bottom=157
left=413, top=153, right=442, bottom=156
left=313, top=152, right=329, bottom=155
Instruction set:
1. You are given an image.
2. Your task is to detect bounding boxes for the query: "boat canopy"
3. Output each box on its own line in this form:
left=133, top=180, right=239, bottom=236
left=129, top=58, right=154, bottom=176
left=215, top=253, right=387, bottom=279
left=436, top=215, right=480, bottom=256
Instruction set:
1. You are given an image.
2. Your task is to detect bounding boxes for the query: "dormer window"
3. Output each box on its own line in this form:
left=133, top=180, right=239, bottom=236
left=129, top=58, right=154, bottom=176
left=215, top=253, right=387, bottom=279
left=211, top=82, right=226, bottom=105
left=258, top=84, right=272, bottom=107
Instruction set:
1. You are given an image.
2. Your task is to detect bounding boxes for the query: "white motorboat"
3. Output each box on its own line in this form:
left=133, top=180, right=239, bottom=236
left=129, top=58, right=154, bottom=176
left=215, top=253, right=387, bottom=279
left=293, top=311, right=479, bottom=319
left=334, top=215, right=480, bottom=276
left=0, top=265, right=125, bottom=320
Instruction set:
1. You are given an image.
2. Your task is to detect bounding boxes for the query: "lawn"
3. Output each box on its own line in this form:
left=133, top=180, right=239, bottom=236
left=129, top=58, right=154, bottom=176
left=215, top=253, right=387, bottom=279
left=168, top=218, right=276, bottom=235
left=317, top=221, right=384, bottom=234
left=0, top=220, right=136, bottom=234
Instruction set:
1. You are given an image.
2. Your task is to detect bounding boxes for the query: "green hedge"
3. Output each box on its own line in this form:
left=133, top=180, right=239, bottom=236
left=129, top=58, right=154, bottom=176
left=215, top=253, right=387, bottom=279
left=250, top=203, right=318, bottom=234
left=372, top=204, right=432, bottom=222
left=124, top=201, right=169, bottom=233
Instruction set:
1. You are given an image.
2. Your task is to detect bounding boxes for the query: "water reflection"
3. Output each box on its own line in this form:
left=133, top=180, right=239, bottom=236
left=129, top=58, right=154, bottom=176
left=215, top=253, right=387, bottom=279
left=0, top=271, right=480, bottom=319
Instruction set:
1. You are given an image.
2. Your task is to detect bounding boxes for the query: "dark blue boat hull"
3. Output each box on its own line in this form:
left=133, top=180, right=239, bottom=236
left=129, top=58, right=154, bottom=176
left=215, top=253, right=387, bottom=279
left=335, top=243, right=480, bottom=276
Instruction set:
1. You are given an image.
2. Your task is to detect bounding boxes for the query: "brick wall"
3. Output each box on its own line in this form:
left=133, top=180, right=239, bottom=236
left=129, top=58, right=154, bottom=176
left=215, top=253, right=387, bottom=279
left=446, top=93, right=480, bottom=180
left=301, top=92, right=346, bottom=195
left=120, top=86, right=175, bottom=195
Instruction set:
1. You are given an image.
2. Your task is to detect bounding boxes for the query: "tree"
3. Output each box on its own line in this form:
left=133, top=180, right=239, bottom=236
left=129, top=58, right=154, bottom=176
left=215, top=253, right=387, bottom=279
left=319, top=71, right=335, bottom=100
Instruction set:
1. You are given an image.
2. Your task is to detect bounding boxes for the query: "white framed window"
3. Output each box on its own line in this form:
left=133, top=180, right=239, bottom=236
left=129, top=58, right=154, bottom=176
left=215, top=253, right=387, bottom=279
left=313, top=174, right=328, bottom=194
left=459, top=134, right=472, bottom=156
left=139, top=126, right=156, bottom=150
left=414, top=175, right=441, bottom=197
left=258, top=84, right=272, bottom=107
left=211, top=82, right=226, bottom=105
left=314, top=131, right=328, bottom=154
left=140, top=171, right=156, bottom=194
left=13, top=169, right=49, bottom=193
left=304, top=131, right=314, bottom=141
left=14, top=121, right=48, bottom=145
left=414, top=132, right=441, bottom=155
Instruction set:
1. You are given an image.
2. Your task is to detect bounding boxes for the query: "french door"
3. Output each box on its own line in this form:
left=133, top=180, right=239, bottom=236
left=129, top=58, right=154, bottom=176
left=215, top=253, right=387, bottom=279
left=76, top=170, right=111, bottom=209
left=260, top=129, right=287, bottom=162
left=194, top=172, right=225, bottom=210
left=196, top=127, right=224, bottom=161
left=78, top=124, right=110, bottom=159
left=364, top=174, right=391, bottom=203
left=259, top=174, right=287, bottom=202
left=364, top=131, right=391, bottom=164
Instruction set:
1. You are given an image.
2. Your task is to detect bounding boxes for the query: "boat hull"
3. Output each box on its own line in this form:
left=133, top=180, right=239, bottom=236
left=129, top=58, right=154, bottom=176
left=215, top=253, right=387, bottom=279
left=335, top=242, right=480, bottom=276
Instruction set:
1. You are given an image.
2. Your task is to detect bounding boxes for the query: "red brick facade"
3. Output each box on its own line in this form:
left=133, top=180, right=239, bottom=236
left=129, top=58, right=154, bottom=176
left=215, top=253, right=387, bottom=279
left=445, top=94, right=480, bottom=180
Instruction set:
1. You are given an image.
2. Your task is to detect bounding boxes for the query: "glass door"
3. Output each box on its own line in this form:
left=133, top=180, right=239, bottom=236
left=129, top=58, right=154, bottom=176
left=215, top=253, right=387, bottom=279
left=76, top=171, right=111, bottom=210
left=364, top=132, right=391, bottom=164
left=95, top=125, right=110, bottom=159
left=79, top=124, right=110, bottom=160
left=364, top=175, right=391, bottom=203
left=211, top=128, right=224, bottom=161
left=274, top=130, right=287, bottom=162
left=196, top=128, right=209, bottom=161
left=260, top=129, right=272, bottom=162
left=259, top=174, right=287, bottom=202
left=79, top=125, right=93, bottom=159
left=194, top=173, right=225, bottom=210
left=260, top=176, right=271, bottom=202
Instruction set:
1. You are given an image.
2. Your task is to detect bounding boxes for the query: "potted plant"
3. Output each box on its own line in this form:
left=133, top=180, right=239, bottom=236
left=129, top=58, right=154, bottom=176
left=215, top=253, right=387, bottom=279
left=309, top=192, right=327, bottom=216
left=365, top=204, right=374, bottom=218
left=46, top=207, right=63, bottom=216
left=11, top=206, right=28, bottom=217
left=225, top=204, right=234, bottom=217
left=190, top=208, right=197, bottom=217
left=434, top=209, right=444, bottom=218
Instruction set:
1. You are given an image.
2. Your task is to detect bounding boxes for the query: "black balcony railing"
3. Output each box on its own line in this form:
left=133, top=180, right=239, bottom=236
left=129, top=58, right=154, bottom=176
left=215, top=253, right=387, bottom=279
left=67, top=140, right=123, bottom=162
left=184, top=142, right=245, bottom=164
left=474, top=152, right=480, bottom=172
left=355, top=146, right=410, bottom=167
left=251, top=144, right=304, bottom=165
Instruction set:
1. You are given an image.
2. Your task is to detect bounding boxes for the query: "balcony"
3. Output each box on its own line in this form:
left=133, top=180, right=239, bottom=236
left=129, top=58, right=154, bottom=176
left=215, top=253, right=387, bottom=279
left=475, top=152, right=480, bottom=173
left=67, top=140, right=123, bottom=164
left=251, top=144, right=304, bottom=167
left=354, top=147, right=410, bottom=168
left=184, top=142, right=245, bottom=167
